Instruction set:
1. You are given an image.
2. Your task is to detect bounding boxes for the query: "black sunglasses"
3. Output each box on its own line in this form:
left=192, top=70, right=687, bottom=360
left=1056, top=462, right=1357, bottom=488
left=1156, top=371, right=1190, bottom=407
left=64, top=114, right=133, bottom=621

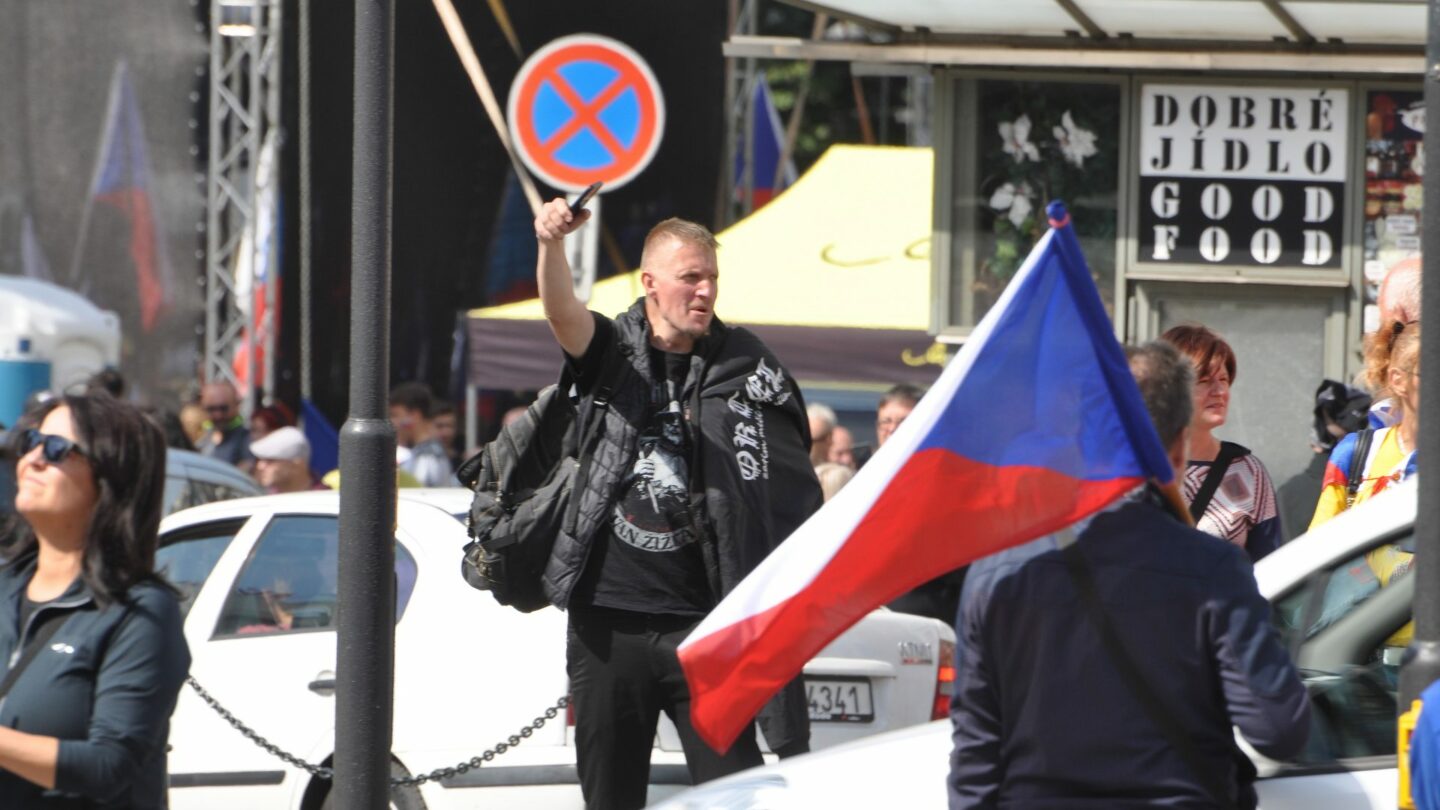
left=21, top=429, right=87, bottom=464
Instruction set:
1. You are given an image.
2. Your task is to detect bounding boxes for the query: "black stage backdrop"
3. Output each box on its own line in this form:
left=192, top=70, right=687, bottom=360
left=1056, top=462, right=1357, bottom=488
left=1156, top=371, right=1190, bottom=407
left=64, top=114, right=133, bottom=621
left=0, top=1, right=726, bottom=421
left=301, top=1, right=728, bottom=427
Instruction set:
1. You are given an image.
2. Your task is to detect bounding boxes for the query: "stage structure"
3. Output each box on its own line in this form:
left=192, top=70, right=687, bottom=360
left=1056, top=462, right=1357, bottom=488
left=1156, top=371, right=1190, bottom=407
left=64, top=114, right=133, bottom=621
left=205, top=0, right=284, bottom=412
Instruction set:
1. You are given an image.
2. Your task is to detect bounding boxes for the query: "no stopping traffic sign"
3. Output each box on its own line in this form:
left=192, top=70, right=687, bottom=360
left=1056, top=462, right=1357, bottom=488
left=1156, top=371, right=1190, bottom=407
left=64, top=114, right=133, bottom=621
left=507, top=34, right=666, bottom=193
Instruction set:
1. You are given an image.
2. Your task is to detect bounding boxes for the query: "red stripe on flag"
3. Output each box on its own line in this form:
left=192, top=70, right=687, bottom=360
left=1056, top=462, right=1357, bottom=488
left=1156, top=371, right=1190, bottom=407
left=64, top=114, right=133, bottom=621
left=99, top=188, right=166, bottom=331
left=679, top=448, right=1142, bottom=753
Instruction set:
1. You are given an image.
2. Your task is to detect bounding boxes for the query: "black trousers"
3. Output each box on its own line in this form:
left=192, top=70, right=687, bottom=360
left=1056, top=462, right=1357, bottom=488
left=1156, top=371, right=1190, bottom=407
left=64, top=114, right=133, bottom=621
left=566, top=606, right=764, bottom=810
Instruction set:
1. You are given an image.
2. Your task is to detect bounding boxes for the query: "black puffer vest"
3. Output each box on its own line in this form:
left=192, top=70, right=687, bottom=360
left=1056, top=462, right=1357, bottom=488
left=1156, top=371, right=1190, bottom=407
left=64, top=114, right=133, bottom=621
left=544, top=299, right=823, bottom=755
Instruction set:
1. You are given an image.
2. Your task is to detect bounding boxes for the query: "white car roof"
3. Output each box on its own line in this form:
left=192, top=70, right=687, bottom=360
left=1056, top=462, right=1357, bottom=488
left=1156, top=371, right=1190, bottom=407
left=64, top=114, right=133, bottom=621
left=1253, top=475, right=1417, bottom=600
left=158, top=487, right=474, bottom=532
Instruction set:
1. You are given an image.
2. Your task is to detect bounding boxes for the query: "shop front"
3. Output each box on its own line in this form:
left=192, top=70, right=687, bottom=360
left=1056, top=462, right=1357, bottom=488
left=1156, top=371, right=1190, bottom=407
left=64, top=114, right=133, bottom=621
left=727, top=0, right=1425, bottom=490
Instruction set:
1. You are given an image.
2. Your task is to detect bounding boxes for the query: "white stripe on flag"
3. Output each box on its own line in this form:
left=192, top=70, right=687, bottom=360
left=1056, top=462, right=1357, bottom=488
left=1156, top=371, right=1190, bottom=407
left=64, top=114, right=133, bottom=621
left=680, top=229, right=1061, bottom=649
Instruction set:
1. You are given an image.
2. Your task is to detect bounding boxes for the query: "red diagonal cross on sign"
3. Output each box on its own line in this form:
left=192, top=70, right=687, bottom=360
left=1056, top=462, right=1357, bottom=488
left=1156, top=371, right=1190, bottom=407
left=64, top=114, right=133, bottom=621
left=539, top=70, right=631, bottom=159
left=508, top=35, right=666, bottom=192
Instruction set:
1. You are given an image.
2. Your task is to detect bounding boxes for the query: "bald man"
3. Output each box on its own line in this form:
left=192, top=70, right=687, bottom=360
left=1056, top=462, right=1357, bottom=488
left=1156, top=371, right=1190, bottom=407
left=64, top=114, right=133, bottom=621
left=197, top=381, right=254, bottom=472
left=1379, top=256, right=1421, bottom=326
left=1371, top=258, right=1422, bottom=429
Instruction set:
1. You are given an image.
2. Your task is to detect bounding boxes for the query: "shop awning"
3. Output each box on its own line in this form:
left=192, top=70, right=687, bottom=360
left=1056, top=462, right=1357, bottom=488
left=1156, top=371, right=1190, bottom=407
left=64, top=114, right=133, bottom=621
left=729, top=0, right=1426, bottom=74
left=467, top=144, right=944, bottom=391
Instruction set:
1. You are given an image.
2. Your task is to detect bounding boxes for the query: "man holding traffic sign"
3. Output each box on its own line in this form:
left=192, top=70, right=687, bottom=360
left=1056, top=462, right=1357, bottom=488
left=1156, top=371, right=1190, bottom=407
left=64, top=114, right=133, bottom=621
left=533, top=197, right=821, bottom=808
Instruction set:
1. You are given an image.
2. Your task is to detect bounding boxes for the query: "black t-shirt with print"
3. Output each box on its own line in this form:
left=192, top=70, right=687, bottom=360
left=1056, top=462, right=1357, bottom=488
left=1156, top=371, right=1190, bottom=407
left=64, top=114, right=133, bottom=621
left=568, top=313, right=713, bottom=616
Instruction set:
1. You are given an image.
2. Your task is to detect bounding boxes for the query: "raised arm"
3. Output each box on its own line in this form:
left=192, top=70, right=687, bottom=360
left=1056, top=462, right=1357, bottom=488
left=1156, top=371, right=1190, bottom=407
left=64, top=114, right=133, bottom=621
left=535, top=197, right=595, bottom=358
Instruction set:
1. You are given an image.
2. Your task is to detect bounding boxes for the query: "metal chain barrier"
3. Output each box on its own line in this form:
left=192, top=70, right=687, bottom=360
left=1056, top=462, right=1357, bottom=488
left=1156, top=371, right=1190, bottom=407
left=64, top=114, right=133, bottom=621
left=186, top=677, right=570, bottom=786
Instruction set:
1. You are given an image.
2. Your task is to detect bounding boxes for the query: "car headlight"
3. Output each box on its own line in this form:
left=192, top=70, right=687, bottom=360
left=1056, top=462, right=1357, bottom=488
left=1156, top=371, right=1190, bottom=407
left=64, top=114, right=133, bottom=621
left=649, top=774, right=790, bottom=810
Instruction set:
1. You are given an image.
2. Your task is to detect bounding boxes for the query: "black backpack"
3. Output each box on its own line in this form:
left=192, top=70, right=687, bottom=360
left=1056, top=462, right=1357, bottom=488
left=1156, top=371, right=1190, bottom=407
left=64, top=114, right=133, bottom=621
left=456, top=369, right=615, bottom=612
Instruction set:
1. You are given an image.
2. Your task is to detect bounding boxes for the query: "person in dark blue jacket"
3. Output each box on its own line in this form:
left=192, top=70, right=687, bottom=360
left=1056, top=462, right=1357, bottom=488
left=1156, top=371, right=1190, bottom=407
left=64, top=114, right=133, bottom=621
left=0, top=393, right=190, bottom=809
left=950, top=341, right=1310, bottom=809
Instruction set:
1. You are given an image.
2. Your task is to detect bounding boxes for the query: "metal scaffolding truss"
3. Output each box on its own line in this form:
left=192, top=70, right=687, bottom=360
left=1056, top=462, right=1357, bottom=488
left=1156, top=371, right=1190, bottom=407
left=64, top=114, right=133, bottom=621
left=205, top=0, right=283, bottom=412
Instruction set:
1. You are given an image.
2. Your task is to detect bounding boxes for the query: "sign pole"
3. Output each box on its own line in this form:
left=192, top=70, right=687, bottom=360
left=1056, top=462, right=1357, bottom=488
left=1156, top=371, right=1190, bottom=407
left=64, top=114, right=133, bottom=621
left=1398, top=7, right=1440, bottom=801
left=1402, top=0, right=1440, bottom=710
left=336, top=0, right=396, bottom=805
left=575, top=195, right=600, bottom=303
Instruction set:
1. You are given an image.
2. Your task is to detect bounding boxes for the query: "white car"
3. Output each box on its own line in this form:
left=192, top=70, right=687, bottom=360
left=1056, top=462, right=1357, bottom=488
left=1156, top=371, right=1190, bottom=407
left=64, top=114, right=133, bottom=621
left=655, top=479, right=1419, bottom=809
left=157, top=488, right=957, bottom=809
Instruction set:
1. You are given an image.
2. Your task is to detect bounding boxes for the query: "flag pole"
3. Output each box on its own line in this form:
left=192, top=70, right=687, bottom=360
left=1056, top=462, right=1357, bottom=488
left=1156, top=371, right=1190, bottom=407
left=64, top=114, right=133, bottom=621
left=69, top=61, right=128, bottom=289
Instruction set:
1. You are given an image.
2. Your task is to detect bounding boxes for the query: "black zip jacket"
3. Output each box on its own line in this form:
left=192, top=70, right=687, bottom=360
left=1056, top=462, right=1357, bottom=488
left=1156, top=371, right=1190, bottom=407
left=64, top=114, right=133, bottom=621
left=544, top=299, right=824, bottom=754
left=0, top=557, right=190, bottom=809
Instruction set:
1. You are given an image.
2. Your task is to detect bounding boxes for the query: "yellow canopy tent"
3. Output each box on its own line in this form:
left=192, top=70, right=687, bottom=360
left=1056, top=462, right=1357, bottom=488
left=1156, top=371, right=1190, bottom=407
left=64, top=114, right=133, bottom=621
left=466, top=144, right=944, bottom=391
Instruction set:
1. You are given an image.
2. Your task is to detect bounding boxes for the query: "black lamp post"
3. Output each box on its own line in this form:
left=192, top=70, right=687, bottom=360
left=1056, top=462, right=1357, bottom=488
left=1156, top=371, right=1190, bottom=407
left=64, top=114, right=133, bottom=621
left=334, top=0, right=396, bottom=806
left=1399, top=0, right=1440, bottom=715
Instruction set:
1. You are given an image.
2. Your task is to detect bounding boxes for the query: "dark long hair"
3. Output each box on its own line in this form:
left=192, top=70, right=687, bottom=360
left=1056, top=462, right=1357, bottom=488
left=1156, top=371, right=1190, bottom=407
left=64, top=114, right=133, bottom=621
left=3, top=394, right=170, bottom=604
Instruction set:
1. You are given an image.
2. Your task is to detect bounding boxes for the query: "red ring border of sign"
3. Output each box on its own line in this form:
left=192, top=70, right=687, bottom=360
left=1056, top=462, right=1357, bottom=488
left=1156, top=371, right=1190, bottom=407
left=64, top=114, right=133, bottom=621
left=507, top=34, right=666, bottom=193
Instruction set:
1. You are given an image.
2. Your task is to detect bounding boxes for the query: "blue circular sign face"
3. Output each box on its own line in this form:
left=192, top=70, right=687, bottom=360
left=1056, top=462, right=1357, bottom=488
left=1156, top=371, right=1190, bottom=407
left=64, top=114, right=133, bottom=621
left=508, top=35, right=665, bottom=192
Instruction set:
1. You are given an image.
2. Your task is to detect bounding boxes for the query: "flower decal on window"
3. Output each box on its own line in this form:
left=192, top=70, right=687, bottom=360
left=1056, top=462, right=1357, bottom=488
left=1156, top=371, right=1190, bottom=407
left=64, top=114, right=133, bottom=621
left=975, top=86, right=1118, bottom=310
left=999, top=115, right=1040, bottom=163
left=1053, top=111, right=1098, bottom=168
left=989, top=182, right=1034, bottom=229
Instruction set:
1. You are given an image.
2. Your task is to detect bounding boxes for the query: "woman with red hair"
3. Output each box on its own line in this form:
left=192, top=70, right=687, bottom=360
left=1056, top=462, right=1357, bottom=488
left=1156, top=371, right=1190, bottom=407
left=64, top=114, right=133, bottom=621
left=1162, top=324, right=1282, bottom=563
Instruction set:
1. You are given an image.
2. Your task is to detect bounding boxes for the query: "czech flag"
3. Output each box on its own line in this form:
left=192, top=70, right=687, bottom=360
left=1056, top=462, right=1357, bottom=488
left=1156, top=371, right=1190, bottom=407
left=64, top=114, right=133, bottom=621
left=733, top=76, right=797, bottom=210
left=87, top=60, right=174, bottom=332
left=678, top=202, right=1176, bottom=753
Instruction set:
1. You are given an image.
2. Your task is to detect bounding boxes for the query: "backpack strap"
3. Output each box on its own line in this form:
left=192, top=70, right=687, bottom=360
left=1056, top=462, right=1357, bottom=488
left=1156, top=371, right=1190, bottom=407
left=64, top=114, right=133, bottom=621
left=1189, top=441, right=1250, bottom=523
left=1061, top=543, right=1241, bottom=810
left=0, top=608, right=69, bottom=704
left=563, top=345, right=625, bottom=535
left=1345, top=428, right=1377, bottom=508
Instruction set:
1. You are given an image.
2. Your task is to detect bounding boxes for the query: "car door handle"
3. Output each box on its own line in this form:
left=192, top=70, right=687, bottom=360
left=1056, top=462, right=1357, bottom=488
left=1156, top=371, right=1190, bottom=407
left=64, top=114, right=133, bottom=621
left=308, top=677, right=336, bottom=695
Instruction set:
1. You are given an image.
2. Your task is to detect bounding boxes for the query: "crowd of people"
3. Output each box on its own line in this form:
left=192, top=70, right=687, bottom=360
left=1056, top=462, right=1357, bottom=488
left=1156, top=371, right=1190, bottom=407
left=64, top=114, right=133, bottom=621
left=10, top=374, right=472, bottom=500
left=0, top=190, right=1424, bottom=809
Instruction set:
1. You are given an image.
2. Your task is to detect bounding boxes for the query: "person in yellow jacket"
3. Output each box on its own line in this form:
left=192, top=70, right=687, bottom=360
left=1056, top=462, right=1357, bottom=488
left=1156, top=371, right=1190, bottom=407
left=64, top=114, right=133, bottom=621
left=1309, top=320, right=1419, bottom=648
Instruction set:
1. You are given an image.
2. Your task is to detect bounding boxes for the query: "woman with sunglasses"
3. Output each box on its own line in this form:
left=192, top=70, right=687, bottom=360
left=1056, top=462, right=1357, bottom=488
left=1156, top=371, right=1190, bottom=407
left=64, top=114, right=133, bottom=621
left=0, top=394, right=190, bottom=809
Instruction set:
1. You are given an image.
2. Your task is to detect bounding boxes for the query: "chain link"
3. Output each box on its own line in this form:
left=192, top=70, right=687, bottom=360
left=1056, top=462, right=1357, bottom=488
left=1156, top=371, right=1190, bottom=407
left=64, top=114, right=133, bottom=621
left=186, top=676, right=570, bottom=787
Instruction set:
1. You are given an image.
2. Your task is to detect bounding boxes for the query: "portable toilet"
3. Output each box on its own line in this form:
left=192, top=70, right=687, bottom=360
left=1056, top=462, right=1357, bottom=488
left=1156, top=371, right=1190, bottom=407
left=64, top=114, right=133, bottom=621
left=0, top=278, right=121, bottom=427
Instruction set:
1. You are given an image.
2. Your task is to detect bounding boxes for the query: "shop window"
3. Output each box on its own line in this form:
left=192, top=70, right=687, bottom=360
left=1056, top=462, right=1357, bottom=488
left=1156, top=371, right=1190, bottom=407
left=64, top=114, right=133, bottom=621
left=944, top=77, right=1122, bottom=330
left=1362, top=89, right=1424, bottom=332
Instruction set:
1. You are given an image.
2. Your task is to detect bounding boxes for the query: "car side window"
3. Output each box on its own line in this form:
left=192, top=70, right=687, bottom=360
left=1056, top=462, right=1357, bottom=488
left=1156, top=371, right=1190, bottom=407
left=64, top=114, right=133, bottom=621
left=163, top=476, right=204, bottom=517
left=213, top=515, right=418, bottom=638
left=157, top=519, right=248, bottom=618
left=213, top=484, right=255, bottom=502
left=1270, top=529, right=1415, bottom=767
left=1271, top=529, right=1415, bottom=651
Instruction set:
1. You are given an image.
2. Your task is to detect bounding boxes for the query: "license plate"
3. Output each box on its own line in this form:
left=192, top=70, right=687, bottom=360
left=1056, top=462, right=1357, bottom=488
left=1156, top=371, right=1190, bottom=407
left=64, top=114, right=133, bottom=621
left=805, top=677, right=874, bottom=722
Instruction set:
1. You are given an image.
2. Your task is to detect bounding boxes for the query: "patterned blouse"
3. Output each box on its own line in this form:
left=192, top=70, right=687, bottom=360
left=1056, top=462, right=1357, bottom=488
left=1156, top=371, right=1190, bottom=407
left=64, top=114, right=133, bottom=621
left=1182, top=452, right=1283, bottom=564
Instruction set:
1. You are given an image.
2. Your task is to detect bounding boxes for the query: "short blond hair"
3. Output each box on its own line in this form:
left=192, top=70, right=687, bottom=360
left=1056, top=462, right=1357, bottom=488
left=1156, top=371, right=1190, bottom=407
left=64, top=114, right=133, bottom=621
left=641, top=218, right=718, bottom=270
